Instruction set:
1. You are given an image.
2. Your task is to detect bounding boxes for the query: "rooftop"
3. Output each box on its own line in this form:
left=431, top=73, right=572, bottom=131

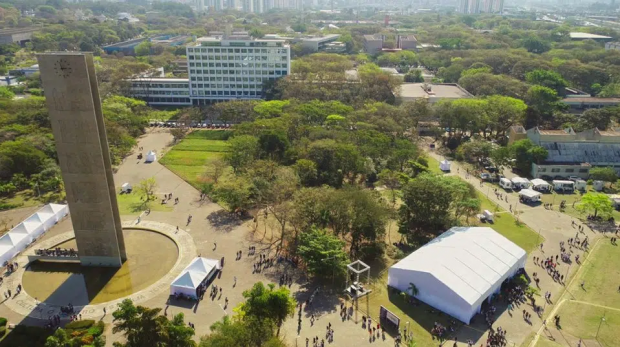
left=569, top=32, right=612, bottom=39
left=301, top=34, right=340, bottom=42
left=562, top=97, right=620, bottom=103
left=400, top=83, right=472, bottom=99
left=390, top=227, right=526, bottom=305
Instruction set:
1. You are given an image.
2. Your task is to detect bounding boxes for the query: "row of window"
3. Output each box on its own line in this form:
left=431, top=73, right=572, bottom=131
left=188, top=55, right=288, bottom=62
left=144, top=97, right=191, bottom=104
left=190, top=69, right=287, bottom=76
left=134, top=90, right=190, bottom=96
left=192, top=90, right=261, bottom=96
left=192, top=77, right=268, bottom=83
left=189, top=62, right=288, bottom=68
left=190, top=71, right=285, bottom=80
left=131, top=83, right=189, bottom=89
left=188, top=47, right=288, bottom=54
left=192, top=84, right=262, bottom=90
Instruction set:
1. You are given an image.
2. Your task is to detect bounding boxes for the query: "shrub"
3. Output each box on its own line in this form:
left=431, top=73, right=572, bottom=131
left=87, top=321, right=105, bottom=337
left=0, top=317, right=7, bottom=326
left=65, top=319, right=95, bottom=330
left=514, top=274, right=529, bottom=287
left=0, top=325, right=6, bottom=338
left=28, top=88, right=43, bottom=96
left=81, top=334, right=94, bottom=345
left=0, top=202, right=23, bottom=211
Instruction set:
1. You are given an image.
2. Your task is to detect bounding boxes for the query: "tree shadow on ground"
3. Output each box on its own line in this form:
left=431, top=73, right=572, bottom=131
left=206, top=210, right=249, bottom=233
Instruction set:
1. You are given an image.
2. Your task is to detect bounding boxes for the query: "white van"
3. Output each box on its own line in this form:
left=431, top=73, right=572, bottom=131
left=499, top=177, right=513, bottom=190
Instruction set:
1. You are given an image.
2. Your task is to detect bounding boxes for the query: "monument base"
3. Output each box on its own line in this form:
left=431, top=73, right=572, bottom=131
left=80, top=256, right=123, bottom=267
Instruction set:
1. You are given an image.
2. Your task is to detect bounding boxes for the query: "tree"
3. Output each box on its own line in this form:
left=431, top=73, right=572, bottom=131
left=204, top=158, right=228, bottom=185
left=224, top=135, right=259, bottom=173
left=525, top=69, right=568, bottom=96
left=292, top=159, right=318, bottom=186
left=456, top=141, right=494, bottom=164
left=458, top=73, right=529, bottom=99
left=212, top=175, right=255, bottom=213
left=509, top=139, right=548, bottom=175
left=377, top=169, right=401, bottom=206
left=134, top=41, right=152, bottom=56
left=576, top=192, right=613, bottom=218
left=520, top=35, right=551, bottom=53
left=404, top=69, right=424, bottom=83
left=298, top=228, right=349, bottom=281
left=578, top=108, right=617, bottom=131
left=199, top=316, right=284, bottom=347
left=398, top=174, right=474, bottom=240
left=237, top=282, right=296, bottom=336
left=485, top=95, right=527, bottom=138
left=136, top=177, right=157, bottom=203
left=589, top=167, right=618, bottom=187
left=524, top=85, right=564, bottom=128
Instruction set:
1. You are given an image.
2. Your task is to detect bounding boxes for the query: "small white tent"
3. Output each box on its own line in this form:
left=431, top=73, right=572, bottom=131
left=170, top=271, right=205, bottom=299
left=439, top=160, right=451, bottom=172
left=511, top=177, right=531, bottom=189
left=145, top=151, right=157, bottom=163
left=530, top=178, right=551, bottom=191
left=170, top=257, right=220, bottom=299
left=387, top=227, right=526, bottom=324
left=518, top=188, right=542, bottom=202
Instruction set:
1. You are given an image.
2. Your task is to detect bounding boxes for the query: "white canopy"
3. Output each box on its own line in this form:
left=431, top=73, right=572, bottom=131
left=121, top=183, right=132, bottom=192
left=145, top=151, right=157, bottom=163
left=530, top=178, right=551, bottom=188
left=511, top=177, right=530, bottom=186
left=439, top=160, right=451, bottom=171
left=519, top=188, right=542, bottom=201
left=170, top=257, right=220, bottom=299
left=0, top=203, right=68, bottom=265
left=387, top=227, right=526, bottom=324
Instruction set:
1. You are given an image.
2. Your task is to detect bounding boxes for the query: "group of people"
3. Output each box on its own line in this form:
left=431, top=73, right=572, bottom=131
left=279, top=273, right=293, bottom=287
left=35, top=247, right=77, bottom=257
left=46, top=314, right=62, bottom=329
left=60, top=303, right=74, bottom=314
left=486, top=327, right=507, bottom=347
left=161, top=192, right=177, bottom=205
left=252, top=253, right=275, bottom=274
left=5, top=261, right=18, bottom=273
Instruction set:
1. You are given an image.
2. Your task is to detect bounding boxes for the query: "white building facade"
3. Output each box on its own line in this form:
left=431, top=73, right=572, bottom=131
left=187, top=35, right=290, bottom=105
left=129, top=34, right=290, bottom=106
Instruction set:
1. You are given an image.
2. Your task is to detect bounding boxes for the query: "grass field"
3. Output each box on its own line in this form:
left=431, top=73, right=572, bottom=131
left=566, top=241, right=620, bottom=309
left=555, top=302, right=620, bottom=347
left=363, top=270, right=463, bottom=347
left=159, top=130, right=232, bottom=189
left=116, top=193, right=173, bottom=215
left=475, top=191, right=542, bottom=253
left=534, top=337, right=564, bottom=347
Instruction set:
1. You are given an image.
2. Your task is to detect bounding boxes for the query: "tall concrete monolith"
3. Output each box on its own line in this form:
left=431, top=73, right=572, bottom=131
left=37, top=53, right=126, bottom=266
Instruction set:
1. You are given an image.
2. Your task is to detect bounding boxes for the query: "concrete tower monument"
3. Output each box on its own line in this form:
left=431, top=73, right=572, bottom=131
left=37, top=53, right=126, bottom=267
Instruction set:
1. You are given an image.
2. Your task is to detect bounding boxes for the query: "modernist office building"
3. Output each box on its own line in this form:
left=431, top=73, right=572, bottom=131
left=130, top=33, right=290, bottom=105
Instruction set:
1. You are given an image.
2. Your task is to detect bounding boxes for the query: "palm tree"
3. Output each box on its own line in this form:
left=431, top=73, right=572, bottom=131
left=408, top=283, right=419, bottom=297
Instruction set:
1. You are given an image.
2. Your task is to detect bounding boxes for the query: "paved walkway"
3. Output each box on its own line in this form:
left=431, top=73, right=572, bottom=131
left=423, top=143, right=605, bottom=347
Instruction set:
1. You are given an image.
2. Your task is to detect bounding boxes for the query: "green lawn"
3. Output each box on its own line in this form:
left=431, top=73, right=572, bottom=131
left=534, top=337, right=564, bottom=347
left=0, top=190, right=42, bottom=210
left=159, top=130, right=232, bottom=189
left=116, top=193, right=173, bottom=215
left=475, top=191, right=542, bottom=253
left=556, top=302, right=620, bottom=347
left=364, top=271, right=461, bottom=347
left=566, top=241, right=620, bottom=309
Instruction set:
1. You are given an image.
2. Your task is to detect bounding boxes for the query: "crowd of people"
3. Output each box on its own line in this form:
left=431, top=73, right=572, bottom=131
left=35, top=247, right=77, bottom=257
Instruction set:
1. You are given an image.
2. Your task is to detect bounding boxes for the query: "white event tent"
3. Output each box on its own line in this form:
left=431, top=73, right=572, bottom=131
left=530, top=178, right=551, bottom=190
left=519, top=188, right=542, bottom=202
left=170, top=257, right=220, bottom=299
left=0, top=203, right=68, bottom=265
left=387, top=227, right=526, bottom=324
left=511, top=177, right=531, bottom=189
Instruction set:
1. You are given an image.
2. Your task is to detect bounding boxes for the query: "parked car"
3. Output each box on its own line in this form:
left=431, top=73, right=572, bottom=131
left=480, top=173, right=491, bottom=180
left=541, top=175, right=553, bottom=181
left=553, top=175, right=565, bottom=180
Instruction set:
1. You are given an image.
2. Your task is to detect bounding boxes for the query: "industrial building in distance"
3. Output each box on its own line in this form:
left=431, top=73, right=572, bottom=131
left=0, top=27, right=38, bottom=46
left=508, top=126, right=620, bottom=178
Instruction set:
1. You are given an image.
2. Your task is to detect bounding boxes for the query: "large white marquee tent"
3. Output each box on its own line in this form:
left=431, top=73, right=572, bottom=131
left=170, top=257, right=220, bottom=299
left=0, top=203, right=68, bottom=265
left=387, top=227, right=526, bottom=324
